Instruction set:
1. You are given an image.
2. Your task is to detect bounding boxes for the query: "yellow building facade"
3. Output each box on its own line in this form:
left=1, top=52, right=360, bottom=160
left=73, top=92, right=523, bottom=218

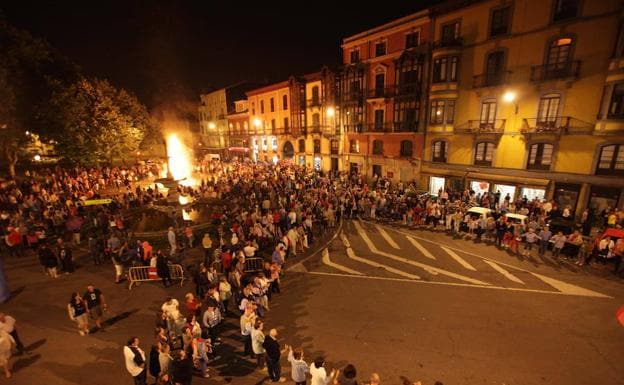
left=245, top=81, right=290, bottom=163
left=422, top=0, right=624, bottom=219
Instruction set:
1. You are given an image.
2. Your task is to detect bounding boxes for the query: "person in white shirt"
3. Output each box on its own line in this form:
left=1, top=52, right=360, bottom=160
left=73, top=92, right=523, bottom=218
left=123, top=337, right=146, bottom=385
left=310, top=356, right=336, bottom=385
left=0, top=313, right=23, bottom=354
left=243, top=242, right=257, bottom=257
left=167, top=227, right=177, bottom=256
left=251, top=319, right=266, bottom=369
left=161, top=297, right=181, bottom=335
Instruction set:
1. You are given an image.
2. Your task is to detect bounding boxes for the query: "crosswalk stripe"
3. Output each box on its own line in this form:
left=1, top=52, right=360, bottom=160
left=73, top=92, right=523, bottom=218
left=441, top=246, right=477, bottom=271
left=322, top=248, right=363, bottom=275
left=354, top=221, right=489, bottom=285
left=341, top=234, right=420, bottom=280
left=483, top=260, right=524, bottom=284
left=406, top=236, right=436, bottom=260
left=530, top=272, right=612, bottom=298
left=375, top=225, right=401, bottom=249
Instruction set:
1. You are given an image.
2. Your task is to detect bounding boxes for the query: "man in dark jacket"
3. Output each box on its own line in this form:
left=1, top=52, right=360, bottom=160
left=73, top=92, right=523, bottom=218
left=262, top=328, right=288, bottom=382
left=156, top=251, right=172, bottom=287
left=172, top=350, right=193, bottom=385
left=38, top=243, right=58, bottom=278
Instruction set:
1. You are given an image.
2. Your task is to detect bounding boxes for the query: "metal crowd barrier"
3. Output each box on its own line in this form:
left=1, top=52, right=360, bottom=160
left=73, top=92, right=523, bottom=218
left=127, top=264, right=185, bottom=290
left=244, top=257, right=264, bottom=273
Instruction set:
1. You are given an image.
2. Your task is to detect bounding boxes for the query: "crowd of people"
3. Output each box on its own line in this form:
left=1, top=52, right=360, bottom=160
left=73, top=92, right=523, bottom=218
left=1, top=158, right=623, bottom=384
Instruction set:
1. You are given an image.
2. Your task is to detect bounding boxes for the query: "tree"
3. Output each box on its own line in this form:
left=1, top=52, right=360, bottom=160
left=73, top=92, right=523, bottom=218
left=0, top=15, right=79, bottom=177
left=48, top=78, right=151, bottom=165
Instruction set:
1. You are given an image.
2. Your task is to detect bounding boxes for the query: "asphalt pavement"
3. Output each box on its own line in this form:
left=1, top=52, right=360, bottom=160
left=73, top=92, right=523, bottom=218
left=1, top=220, right=623, bottom=385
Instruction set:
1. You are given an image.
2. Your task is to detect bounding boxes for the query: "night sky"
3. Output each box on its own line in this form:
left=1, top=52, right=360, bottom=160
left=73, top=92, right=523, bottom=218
left=1, top=1, right=438, bottom=108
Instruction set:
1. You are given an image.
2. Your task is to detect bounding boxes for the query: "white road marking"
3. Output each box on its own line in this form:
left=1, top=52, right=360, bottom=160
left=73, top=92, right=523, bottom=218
left=321, top=248, right=363, bottom=275
left=341, top=233, right=420, bottom=280
left=530, top=272, right=611, bottom=298
left=375, top=225, right=401, bottom=249
left=354, top=221, right=489, bottom=285
left=368, top=222, right=612, bottom=299
left=306, top=271, right=611, bottom=298
left=483, top=260, right=525, bottom=284
left=406, top=236, right=436, bottom=260
left=441, top=246, right=477, bottom=271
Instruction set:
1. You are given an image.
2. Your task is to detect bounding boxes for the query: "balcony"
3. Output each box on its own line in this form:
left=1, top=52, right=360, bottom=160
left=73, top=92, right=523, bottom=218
left=306, top=98, right=324, bottom=108
left=455, top=119, right=506, bottom=134
left=472, top=71, right=511, bottom=88
left=530, top=61, right=580, bottom=82
left=339, top=91, right=364, bottom=104
left=367, top=86, right=395, bottom=100
left=307, top=125, right=340, bottom=137
left=521, top=116, right=594, bottom=135
left=393, top=121, right=419, bottom=132
left=344, top=123, right=364, bottom=133
left=365, top=122, right=395, bottom=133
left=433, top=37, right=463, bottom=50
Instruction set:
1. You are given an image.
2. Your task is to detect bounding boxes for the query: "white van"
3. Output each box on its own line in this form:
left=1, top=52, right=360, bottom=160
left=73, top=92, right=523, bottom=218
left=504, top=213, right=528, bottom=228
left=467, top=206, right=492, bottom=218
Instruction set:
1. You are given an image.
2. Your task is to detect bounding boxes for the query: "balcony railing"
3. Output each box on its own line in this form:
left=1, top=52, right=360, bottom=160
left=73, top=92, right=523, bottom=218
left=393, top=121, right=419, bottom=132
left=339, top=91, right=364, bottom=104
left=455, top=119, right=506, bottom=133
left=433, top=37, right=463, bottom=50
left=530, top=61, right=580, bottom=82
left=367, top=87, right=396, bottom=99
left=521, top=116, right=594, bottom=134
left=306, top=98, right=324, bottom=107
left=472, top=71, right=511, bottom=88
left=366, top=122, right=395, bottom=133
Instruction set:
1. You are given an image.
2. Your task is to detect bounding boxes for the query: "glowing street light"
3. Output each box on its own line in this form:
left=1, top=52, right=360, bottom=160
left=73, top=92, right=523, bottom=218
left=253, top=118, right=262, bottom=128
left=503, top=90, right=518, bottom=114
left=326, top=106, right=335, bottom=118
left=208, top=122, right=216, bottom=129
left=33, top=154, right=41, bottom=162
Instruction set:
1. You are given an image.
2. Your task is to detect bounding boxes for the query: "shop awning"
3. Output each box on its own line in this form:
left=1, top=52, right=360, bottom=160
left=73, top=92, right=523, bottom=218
left=228, top=147, right=249, bottom=152
left=467, top=172, right=549, bottom=187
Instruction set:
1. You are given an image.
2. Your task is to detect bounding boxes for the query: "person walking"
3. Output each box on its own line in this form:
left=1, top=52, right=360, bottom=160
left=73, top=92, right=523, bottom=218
left=57, top=238, right=74, bottom=274
left=67, top=292, right=90, bottom=336
left=84, top=285, right=107, bottom=330
left=251, top=319, right=266, bottom=370
left=0, top=313, right=24, bottom=355
left=123, top=337, right=147, bottom=385
left=538, top=226, right=552, bottom=257
left=262, top=328, right=288, bottom=382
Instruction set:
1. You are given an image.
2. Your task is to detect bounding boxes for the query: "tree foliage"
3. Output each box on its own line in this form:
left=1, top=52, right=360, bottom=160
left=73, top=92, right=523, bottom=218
left=48, top=78, right=151, bottom=165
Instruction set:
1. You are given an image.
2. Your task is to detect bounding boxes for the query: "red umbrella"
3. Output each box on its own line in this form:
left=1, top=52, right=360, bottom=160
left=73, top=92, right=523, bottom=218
left=616, top=305, right=624, bottom=327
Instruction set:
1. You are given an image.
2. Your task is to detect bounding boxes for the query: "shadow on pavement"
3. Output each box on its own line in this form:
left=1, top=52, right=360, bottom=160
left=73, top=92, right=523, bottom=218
left=7, top=286, right=26, bottom=302
left=12, top=353, right=41, bottom=373
left=24, top=338, right=46, bottom=352
left=101, top=308, right=139, bottom=328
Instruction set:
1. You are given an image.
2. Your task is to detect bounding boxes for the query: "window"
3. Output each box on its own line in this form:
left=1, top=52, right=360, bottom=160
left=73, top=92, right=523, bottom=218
left=596, top=144, right=624, bottom=176
left=441, top=21, right=460, bottom=43
left=405, top=31, right=420, bottom=48
left=270, top=98, right=275, bottom=112
left=432, top=141, right=447, bottom=163
left=283, top=117, right=289, bottom=130
left=313, top=139, right=321, bottom=154
left=480, top=100, right=497, bottom=125
left=374, top=110, right=384, bottom=130
left=429, top=100, right=455, bottom=125
left=553, top=0, right=579, bottom=22
left=372, top=164, right=382, bottom=178
left=282, top=95, right=288, bottom=110
left=474, top=142, right=495, bottom=166
left=537, top=94, right=561, bottom=124
left=312, top=113, right=320, bottom=130
left=349, top=139, right=360, bottom=153
left=311, top=86, right=320, bottom=105
left=298, top=139, right=306, bottom=153
left=490, top=7, right=510, bottom=37
left=608, top=83, right=624, bottom=118
left=400, top=140, right=413, bottom=157
left=527, top=143, right=554, bottom=170
left=547, top=37, right=573, bottom=69
left=375, top=42, right=387, bottom=57
left=260, top=100, right=265, bottom=114
left=271, top=119, right=276, bottom=130
left=244, top=121, right=248, bottom=129
left=485, top=51, right=505, bottom=85
left=271, top=138, right=278, bottom=151
left=331, top=140, right=339, bottom=155
left=374, top=74, right=385, bottom=97
left=350, top=49, right=360, bottom=63
left=433, top=56, right=458, bottom=83
left=372, top=140, right=383, bottom=155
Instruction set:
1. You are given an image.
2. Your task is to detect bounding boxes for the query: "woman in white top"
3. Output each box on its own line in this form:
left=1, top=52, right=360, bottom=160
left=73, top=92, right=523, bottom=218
left=0, top=330, right=14, bottom=378
left=310, top=356, right=336, bottom=385
left=123, top=337, right=146, bottom=385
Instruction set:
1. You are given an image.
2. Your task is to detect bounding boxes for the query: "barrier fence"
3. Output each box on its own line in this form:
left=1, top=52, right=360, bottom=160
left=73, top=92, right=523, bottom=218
left=244, top=257, right=264, bottom=273
left=127, top=264, right=185, bottom=290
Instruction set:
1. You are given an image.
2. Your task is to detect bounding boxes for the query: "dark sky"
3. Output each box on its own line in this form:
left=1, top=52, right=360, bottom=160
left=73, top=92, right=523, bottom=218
left=1, top=0, right=438, bottom=108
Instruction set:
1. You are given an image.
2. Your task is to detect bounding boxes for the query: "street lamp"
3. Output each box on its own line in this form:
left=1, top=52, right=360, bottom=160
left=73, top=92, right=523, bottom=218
left=253, top=118, right=262, bottom=128
left=503, top=91, right=518, bottom=114
left=208, top=122, right=216, bottom=129
left=326, top=106, right=335, bottom=118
